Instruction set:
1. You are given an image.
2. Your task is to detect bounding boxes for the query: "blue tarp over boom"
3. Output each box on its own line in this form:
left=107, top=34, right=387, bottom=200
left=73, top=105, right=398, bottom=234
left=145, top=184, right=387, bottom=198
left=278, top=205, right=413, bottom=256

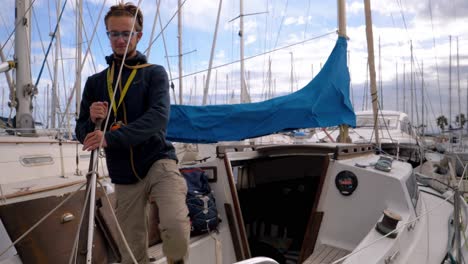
left=167, top=36, right=355, bottom=143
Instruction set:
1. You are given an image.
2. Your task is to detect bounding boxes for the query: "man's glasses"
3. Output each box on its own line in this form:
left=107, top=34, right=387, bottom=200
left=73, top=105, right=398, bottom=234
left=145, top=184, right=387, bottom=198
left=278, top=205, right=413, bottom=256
left=106, top=31, right=139, bottom=41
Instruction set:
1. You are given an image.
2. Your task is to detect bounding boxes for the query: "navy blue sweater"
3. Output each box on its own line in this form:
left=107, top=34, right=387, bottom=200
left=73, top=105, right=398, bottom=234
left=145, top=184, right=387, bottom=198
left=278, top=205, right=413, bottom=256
left=75, top=52, right=177, bottom=184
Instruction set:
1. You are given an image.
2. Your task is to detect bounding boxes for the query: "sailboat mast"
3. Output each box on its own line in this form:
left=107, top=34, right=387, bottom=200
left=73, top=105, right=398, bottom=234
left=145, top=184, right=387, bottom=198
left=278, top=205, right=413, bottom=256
left=379, top=36, right=383, bottom=109
left=337, top=0, right=349, bottom=143
left=449, top=35, right=452, bottom=130
left=396, top=62, right=399, bottom=112
left=239, top=0, right=250, bottom=103
left=178, top=0, right=183, bottom=104
left=51, top=0, right=62, bottom=129
left=75, top=0, right=83, bottom=120
left=410, top=41, right=414, bottom=125
left=422, top=61, right=425, bottom=135
left=403, top=63, right=406, bottom=113
left=15, top=0, right=35, bottom=130
left=203, top=0, right=223, bottom=105
left=457, top=37, right=461, bottom=129
left=363, top=0, right=380, bottom=146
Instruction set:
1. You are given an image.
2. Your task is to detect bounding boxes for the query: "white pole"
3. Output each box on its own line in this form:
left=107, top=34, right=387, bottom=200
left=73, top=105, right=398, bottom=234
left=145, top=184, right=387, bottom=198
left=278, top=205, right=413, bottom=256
left=363, top=0, right=380, bottom=147
left=178, top=0, right=183, bottom=105
left=75, top=0, right=83, bottom=120
left=239, top=0, right=250, bottom=103
left=15, top=0, right=34, bottom=130
left=146, top=0, right=161, bottom=59
left=203, top=0, right=223, bottom=105
left=85, top=120, right=102, bottom=263
left=337, top=0, right=348, bottom=143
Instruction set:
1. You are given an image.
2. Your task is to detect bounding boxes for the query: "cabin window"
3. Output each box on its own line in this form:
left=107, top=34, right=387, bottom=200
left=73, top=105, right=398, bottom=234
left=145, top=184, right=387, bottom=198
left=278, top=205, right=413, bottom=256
left=356, top=115, right=399, bottom=129
left=20, top=155, right=54, bottom=167
left=406, top=171, right=419, bottom=210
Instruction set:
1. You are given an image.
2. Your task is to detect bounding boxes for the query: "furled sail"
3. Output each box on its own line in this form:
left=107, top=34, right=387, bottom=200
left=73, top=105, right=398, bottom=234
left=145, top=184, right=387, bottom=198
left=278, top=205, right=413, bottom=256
left=167, top=36, right=355, bottom=143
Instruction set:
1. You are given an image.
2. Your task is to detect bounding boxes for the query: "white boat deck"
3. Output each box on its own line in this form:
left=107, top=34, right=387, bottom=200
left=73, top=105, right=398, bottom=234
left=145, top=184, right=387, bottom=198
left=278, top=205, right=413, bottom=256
left=303, top=244, right=350, bottom=264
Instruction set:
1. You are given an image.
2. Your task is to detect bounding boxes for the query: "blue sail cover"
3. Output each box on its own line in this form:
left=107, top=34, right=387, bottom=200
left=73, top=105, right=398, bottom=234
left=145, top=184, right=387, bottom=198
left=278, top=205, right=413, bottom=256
left=167, top=36, right=355, bottom=143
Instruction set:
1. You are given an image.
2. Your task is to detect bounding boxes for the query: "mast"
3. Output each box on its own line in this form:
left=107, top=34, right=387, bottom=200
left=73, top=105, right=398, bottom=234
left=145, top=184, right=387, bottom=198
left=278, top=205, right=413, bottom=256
left=457, top=37, right=461, bottom=129
left=449, top=35, right=452, bottom=130
left=51, top=0, right=62, bottom=129
left=421, top=61, right=424, bottom=135
left=225, top=74, right=228, bottom=104
left=290, top=52, right=294, bottom=93
left=396, top=62, right=399, bottom=111
left=378, top=36, right=383, bottom=109
left=363, top=0, right=380, bottom=146
left=75, top=0, right=83, bottom=121
left=15, top=0, right=35, bottom=131
left=403, top=63, right=406, bottom=113
left=202, top=0, right=223, bottom=105
left=337, top=0, right=350, bottom=143
left=410, top=41, right=414, bottom=124
left=239, top=0, right=250, bottom=103
left=178, top=0, right=183, bottom=104
left=457, top=37, right=462, bottom=149
left=268, top=57, right=272, bottom=99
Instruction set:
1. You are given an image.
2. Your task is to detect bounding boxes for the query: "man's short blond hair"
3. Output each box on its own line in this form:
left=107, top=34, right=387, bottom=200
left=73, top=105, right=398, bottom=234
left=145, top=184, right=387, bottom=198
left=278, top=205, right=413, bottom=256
left=104, top=2, right=143, bottom=32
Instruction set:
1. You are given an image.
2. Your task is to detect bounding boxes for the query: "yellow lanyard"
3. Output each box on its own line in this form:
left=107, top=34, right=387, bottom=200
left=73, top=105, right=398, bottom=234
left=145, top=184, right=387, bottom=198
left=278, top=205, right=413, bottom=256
left=106, top=63, right=138, bottom=117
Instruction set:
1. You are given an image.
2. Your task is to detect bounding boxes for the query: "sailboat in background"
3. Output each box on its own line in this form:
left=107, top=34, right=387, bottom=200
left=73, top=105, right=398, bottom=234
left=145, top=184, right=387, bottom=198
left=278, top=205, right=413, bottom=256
left=0, top=0, right=112, bottom=263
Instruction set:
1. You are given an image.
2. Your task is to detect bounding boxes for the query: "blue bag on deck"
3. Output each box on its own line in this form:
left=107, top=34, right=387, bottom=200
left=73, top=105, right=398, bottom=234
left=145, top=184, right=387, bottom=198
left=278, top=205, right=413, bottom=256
left=180, top=168, right=220, bottom=234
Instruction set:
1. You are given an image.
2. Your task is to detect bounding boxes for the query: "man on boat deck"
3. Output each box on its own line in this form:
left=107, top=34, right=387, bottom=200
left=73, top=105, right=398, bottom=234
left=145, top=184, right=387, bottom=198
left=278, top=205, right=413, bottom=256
left=75, top=2, right=190, bottom=264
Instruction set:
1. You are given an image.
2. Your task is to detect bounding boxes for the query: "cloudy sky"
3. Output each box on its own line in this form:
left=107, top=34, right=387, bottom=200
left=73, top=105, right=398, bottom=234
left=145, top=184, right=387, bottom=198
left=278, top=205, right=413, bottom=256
left=1, top=0, right=468, bottom=132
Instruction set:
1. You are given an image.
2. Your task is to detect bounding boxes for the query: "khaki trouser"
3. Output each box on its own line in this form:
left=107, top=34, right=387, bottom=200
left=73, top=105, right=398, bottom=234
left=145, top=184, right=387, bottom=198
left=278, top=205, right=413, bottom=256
left=115, top=159, right=190, bottom=264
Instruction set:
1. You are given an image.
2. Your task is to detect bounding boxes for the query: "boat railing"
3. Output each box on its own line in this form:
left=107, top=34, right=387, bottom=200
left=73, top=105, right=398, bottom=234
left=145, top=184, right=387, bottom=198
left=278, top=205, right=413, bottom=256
left=0, top=127, right=76, bottom=139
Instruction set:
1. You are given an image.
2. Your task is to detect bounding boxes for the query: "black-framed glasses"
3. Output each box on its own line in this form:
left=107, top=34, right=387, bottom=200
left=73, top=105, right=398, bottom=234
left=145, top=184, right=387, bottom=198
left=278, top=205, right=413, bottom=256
left=106, top=31, right=139, bottom=41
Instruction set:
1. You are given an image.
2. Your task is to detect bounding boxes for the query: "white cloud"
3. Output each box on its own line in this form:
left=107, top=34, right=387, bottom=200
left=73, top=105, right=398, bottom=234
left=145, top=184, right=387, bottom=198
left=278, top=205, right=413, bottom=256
left=245, top=35, right=257, bottom=46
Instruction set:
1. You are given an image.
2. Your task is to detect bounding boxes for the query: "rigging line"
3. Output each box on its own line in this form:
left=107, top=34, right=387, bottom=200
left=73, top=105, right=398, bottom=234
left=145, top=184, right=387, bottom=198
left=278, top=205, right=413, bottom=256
left=424, top=91, right=438, bottom=134
left=142, top=0, right=189, bottom=55
left=0, top=8, right=12, bottom=53
left=32, top=8, right=54, bottom=85
left=157, top=2, right=177, bottom=104
left=173, top=30, right=336, bottom=81
left=85, top=0, right=106, bottom=62
left=395, top=0, right=410, bottom=43
left=394, top=0, right=425, bottom=85
left=427, top=0, right=442, bottom=116
left=33, top=0, right=69, bottom=90
left=273, top=0, right=289, bottom=49
left=73, top=0, right=99, bottom=73
left=0, top=182, right=87, bottom=258
left=145, top=0, right=161, bottom=58
left=0, top=0, right=38, bottom=52
left=260, top=0, right=270, bottom=100
left=68, top=177, right=92, bottom=264
left=332, top=190, right=456, bottom=264
left=97, top=180, right=139, bottom=264
left=57, top=12, right=70, bottom=126
left=58, top=0, right=107, bottom=129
